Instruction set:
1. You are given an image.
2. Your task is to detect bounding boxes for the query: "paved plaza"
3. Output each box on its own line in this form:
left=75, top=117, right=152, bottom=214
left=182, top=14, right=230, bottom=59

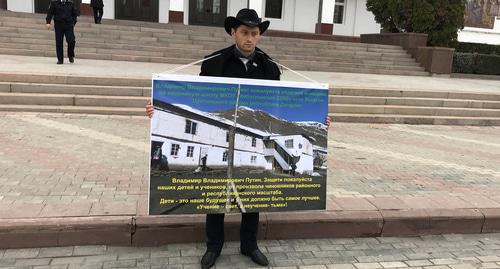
left=1, top=233, right=500, bottom=268
left=0, top=112, right=500, bottom=218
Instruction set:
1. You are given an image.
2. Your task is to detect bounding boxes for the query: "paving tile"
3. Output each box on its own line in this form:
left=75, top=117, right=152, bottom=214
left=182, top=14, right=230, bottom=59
left=354, top=262, right=382, bottom=269
left=380, top=261, right=408, bottom=268
left=37, top=247, right=74, bottom=258
left=72, top=246, right=107, bottom=256
left=3, top=249, right=40, bottom=259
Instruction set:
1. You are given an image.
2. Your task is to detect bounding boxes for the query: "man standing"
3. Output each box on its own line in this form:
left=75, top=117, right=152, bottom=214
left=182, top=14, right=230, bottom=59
left=90, top=0, right=104, bottom=24
left=198, top=8, right=279, bottom=269
left=46, top=0, right=79, bottom=65
left=147, top=9, right=279, bottom=269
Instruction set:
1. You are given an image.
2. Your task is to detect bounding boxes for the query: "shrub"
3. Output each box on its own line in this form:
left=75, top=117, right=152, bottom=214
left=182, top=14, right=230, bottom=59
left=455, top=42, right=500, bottom=55
left=366, top=0, right=466, bottom=47
left=453, top=53, right=500, bottom=75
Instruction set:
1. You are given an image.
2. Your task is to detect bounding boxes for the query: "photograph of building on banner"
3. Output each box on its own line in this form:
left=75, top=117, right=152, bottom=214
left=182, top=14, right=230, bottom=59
left=149, top=74, right=329, bottom=215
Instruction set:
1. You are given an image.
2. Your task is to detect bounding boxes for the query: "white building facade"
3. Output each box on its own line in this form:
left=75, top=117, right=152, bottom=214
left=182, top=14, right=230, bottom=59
left=5, top=0, right=499, bottom=44
left=152, top=107, right=270, bottom=170
left=151, top=103, right=316, bottom=175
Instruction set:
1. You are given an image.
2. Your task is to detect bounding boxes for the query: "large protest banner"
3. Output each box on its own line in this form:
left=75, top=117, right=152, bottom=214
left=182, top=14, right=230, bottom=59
left=149, top=74, right=329, bottom=215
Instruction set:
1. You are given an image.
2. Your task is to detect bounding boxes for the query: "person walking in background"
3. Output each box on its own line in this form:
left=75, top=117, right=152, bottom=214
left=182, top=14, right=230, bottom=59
left=90, top=0, right=104, bottom=24
left=46, top=0, right=79, bottom=65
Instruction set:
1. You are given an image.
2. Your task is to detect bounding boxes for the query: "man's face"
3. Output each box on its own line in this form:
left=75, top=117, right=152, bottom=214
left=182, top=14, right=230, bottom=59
left=231, top=25, right=261, bottom=56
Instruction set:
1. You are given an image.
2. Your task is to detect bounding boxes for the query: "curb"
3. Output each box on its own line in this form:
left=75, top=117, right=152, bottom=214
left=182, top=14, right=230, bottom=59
left=1, top=208, right=500, bottom=249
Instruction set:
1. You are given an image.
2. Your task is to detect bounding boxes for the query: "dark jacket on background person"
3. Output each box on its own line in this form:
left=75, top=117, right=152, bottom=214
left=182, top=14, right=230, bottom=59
left=200, top=44, right=280, bottom=80
left=46, top=0, right=79, bottom=25
left=90, top=0, right=104, bottom=8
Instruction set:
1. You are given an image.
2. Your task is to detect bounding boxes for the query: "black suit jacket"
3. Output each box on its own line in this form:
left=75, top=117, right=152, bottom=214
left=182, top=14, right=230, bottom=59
left=46, top=0, right=79, bottom=25
left=90, top=0, right=104, bottom=8
left=200, top=45, right=280, bottom=81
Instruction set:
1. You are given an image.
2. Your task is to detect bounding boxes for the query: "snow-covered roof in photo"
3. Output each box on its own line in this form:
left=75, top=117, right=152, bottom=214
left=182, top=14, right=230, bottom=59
left=313, top=145, right=328, bottom=152
left=161, top=104, right=271, bottom=137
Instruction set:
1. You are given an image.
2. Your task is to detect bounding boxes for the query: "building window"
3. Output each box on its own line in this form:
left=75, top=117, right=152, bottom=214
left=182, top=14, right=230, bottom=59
left=226, top=132, right=229, bottom=142
left=298, top=143, right=303, bottom=149
left=334, top=0, right=345, bottom=24
left=185, top=120, right=197, bottom=135
left=212, top=0, right=221, bottom=14
left=187, top=146, right=194, bottom=157
left=196, top=0, right=203, bottom=12
left=251, top=156, right=257, bottom=164
left=223, top=151, right=228, bottom=162
left=285, top=139, right=294, bottom=148
left=252, top=138, right=257, bottom=147
left=171, top=144, right=180, bottom=156
left=265, top=0, right=283, bottom=19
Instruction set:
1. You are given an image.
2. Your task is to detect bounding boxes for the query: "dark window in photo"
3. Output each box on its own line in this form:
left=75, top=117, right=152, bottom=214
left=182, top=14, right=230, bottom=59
left=171, top=144, right=180, bottom=156
left=185, top=120, right=197, bottom=135
left=187, top=146, right=194, bottom=157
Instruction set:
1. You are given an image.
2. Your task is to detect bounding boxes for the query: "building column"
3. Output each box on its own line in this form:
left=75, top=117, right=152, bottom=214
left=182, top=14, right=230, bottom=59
left=159, top=0, right=170, bottom=23
left=7, top=0, right=33, bottom=13
left=183, top=0, right=188, bottom=25
left=316, top=0, right=334, bottom=34
left=103, top=0, right=114, bottom=19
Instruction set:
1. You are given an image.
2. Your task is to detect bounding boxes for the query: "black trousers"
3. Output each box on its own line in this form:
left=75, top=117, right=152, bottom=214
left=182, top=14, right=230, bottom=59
left=206, top=212, right=259, bottom=254
left=54, top=23, right=75, bottom=63
left=93, top=7, right=103, bottom=23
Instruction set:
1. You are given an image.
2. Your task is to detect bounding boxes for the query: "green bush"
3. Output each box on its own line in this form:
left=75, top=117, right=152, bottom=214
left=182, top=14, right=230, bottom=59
left=366, top=0, right=466, bottom=47
left=455, top=42, right=500, bottom=55
left=453, top=53, right=500, bottom=75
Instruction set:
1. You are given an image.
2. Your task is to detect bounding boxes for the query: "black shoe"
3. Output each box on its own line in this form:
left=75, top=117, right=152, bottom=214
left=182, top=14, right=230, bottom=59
left=69, top=57, right=74, bottom=63
left=201, top=251, right=219, bottom=269
left=57, top=61, right=63, bottom=65
left=241, top=249, right=269, bottom=266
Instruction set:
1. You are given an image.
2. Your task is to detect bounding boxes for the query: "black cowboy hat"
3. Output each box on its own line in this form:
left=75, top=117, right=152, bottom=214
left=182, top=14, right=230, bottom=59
left=224, top=8, right=270, bottom=35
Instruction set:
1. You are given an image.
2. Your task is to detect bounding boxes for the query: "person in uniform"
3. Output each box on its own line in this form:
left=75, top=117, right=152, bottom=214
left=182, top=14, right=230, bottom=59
left=46, top=0, right=79, bottom=64
left=90, top=0, right=104, bottom=24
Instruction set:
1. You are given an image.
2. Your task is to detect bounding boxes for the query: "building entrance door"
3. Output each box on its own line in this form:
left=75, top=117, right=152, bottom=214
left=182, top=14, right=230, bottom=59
left=115, top=0, right=159, bottom=22
left=35, top=0, right=51, bottom=13
left=189, top=0, right=227, bottom=27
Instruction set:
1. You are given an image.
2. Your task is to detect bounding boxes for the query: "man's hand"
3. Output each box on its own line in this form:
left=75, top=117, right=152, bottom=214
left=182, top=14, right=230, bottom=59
left=46, top=24, right=51, bottom=30
left=146, top=100, right=154, bottom=118
left=325, top=116, right=331, bottom=128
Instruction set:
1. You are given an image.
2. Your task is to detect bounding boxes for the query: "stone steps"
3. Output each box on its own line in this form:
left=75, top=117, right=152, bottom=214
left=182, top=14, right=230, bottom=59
left=0, top=30, right=412, bottom=61
left=0, top=46, right=428, bottom=75
left=330, top=87, right=500, bottom=101
left=0, top=82, right=149, bottom=96
left=0, top=73, right=149, bottom=87
left=0, top=15, right=405, bottom=49
left=331, top=95, right=500, bottom=109
left=0, top=10, right=428, bottom=76
left=1, top=74, right=500, bottom=125
left=0, top=36, right=416, bottom=65
left=329, top=113, right=500, bottom=126
left=0, top=92, right=148, bottom=107
left=0, top=104, right=144, bottom=115
left=331, top=104, right=500, bottom=117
